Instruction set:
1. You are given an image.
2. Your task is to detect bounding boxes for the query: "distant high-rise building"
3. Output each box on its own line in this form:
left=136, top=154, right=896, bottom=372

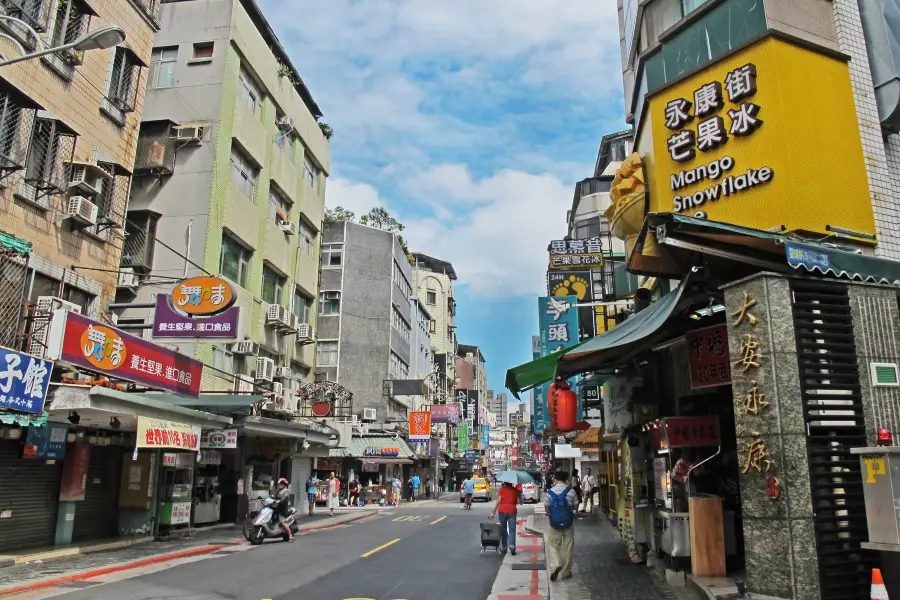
left=489, top=391, right=509, bottom=427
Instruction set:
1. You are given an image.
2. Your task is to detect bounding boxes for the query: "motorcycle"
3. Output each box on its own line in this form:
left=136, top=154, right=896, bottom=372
left=248, top=497, right=298, bottom=545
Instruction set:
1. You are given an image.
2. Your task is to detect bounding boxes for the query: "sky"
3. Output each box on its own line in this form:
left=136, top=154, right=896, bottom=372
left=260, top=0, right=627, bottom=406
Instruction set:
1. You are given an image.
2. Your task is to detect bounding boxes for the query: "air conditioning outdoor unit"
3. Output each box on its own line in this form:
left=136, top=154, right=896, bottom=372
left=68, top=164, right=103, bottom=196
left=273, top=366, right=292, bottom=380
left=255, top=357, right=275, bottom=382
left=296, top=323, right=314, bottom=342
left=272, top=381, right=284, bottom=396
left=281, top=392, right=298, bottom=414
left=231, top=340, right=258, bottom=355
left=175, top=126, right=203, bottom=143
left=266, top=304, right=291, bottom=328
left=117, top=267, right=138, bottom=289
left=29, top=296, right=81, bottom=358
left=276, top=116, right=294, bottom=131
left=67, top=196, right=98, bottom=225
left=278, top=220, right=297, bottom=235
left=324, top=291, right=340, bottom=300
left=234, top=374, right=255, bottom=393
left=362, top=408, right=377, bottom=422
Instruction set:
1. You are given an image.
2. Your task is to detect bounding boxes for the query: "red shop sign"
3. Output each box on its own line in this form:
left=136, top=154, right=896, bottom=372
left=664, top=416, right=721, bottom=448
left=685, top=324, right=731, bottom=390
left=48, top=311, right=203, bottom=397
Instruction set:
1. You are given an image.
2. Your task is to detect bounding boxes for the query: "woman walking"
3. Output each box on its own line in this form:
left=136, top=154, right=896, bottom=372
left=490, top=479, right=521, bottom=555
left=326, top=472, right=340, bottom=516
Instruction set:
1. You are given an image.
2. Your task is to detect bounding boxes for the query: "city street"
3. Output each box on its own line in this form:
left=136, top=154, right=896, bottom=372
left=3, top=498, right=503, bottom=600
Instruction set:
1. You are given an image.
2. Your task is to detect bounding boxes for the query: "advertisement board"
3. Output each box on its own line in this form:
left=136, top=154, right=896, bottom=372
left=408, top=411, right=431, bottom=443
left=685, top=325, right=732, bottom=389
left=0, top=346, right=53, bottom=414
left=136, top=417, right=201, bottom=451
left=538, top=296, right=582, bottom=428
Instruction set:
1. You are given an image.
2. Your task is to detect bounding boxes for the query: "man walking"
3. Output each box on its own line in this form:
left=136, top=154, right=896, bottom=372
left=412, top=473, right=421, bottom=501
left=306, top=473, right=319, bottom=516
left=544, top=471, right=578, bottom=582
left=580, top=469, right=596, bottom=514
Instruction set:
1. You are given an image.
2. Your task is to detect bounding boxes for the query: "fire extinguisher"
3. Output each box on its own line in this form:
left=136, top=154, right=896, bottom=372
left=548, top=377, right=577, bottom=431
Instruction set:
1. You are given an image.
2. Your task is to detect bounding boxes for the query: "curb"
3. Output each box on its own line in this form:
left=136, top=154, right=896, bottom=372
left=0, top=543, right=229, bottom=597
left=297, top=512, right=375, bottom=532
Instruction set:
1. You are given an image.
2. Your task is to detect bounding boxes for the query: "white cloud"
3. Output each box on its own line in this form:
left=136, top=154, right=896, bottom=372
left=325, top=179, right=388, bottom=220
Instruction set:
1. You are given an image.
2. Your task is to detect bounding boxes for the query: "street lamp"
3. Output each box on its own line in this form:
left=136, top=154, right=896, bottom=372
left=0, top=18, right=125, bottom=68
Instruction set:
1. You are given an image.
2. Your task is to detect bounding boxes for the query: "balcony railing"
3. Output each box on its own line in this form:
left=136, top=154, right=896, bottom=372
left=134, top=134, right=176, bottom=175
left=121, top=213, right=158, bottom=272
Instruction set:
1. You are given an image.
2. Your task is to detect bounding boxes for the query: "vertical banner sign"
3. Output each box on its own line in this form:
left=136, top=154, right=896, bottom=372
left=408, top=411, right=431, bottom=443
left=538, top=295, right=581, bottom=428
left=684, top=324, right=732, bottom=389
left=59, top=444, right=91, bottom=501
left=481, top=424, right=490, bottom=448
left=457, top=422, right=469, bottom=452
left=531, top=336, right=546, bottom=433
left=467, top=390, right=478, bottom=438
left=456, top=388, right=471, bottom=432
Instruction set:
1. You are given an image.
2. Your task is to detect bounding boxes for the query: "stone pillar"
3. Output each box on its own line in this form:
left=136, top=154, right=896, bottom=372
left=723, top=273, right=818, bottom=600
left=54, top=502, right=76, bottom=546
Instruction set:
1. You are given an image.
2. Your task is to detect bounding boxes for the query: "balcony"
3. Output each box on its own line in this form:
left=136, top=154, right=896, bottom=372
left=120, top=212, right=158, bottom=273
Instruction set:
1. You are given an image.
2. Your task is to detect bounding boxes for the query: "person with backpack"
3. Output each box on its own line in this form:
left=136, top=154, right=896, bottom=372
left=544, top=470, right=578, bottom=581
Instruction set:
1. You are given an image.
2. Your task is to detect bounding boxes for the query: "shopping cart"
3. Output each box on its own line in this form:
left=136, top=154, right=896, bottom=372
left=480, top=522, right=503, bottom=555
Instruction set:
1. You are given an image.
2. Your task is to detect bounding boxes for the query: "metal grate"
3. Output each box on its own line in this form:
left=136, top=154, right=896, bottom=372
left=790, top=280, right=876, bottom=600
left=16, top=117, right=76, bottom=208
left=49, top=0, right=90, bottom=66
left=0, top=0, right=50, bottom=33
left=0, top=248, right=28, bottom=349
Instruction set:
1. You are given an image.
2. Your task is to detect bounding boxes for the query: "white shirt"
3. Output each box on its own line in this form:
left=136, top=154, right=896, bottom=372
left=583, top=474, right=595, bottom=488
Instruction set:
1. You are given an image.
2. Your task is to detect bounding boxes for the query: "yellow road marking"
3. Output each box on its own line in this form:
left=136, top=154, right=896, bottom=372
left=361, top=538, right=401, bottom=558
left=392, top=515, right=422, bottom=522
left=430, top=516, right=447, bottom=525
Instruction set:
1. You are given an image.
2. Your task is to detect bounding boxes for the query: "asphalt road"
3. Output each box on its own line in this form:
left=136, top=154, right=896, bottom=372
left=19, top=497, right=506, bottom=600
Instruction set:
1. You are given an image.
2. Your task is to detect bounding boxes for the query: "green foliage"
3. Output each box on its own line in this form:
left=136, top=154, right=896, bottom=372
left=359, top=207, right=409, bottom=255
left=323, top=206, right=356, bottom=227
left=318, top=122, right=334, bottom=140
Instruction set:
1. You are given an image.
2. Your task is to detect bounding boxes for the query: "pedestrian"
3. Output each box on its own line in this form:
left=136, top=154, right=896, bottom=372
left=326, top=472, right=340, bottom=516
left=580, top=469, right=596, bottom=513
left=348, top=476, right=360, bottom=507
left=571, top=468, right=583, bottom=508
left=305, top=473, right=319, bottom=516
left=407, top=477, right=414, bottom=501
left=544, top=471, right=578, bottom=582
left=412, top=473, right=421, bottom=501
left=490, top=480, right=521, bottom=555
left=391, top=475, right=402, bottom=506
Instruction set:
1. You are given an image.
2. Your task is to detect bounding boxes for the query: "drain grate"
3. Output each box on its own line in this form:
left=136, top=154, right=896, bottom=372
left=511, top=563, right=546, bottom=570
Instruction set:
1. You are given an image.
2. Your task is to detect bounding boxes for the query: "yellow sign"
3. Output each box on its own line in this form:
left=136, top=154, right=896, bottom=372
left=136, top=416, right=201, bottom=451
left=171, top=276, right=236, bottom=317
left=865, top=456, right=886, bottom=483
left=645, top=36, right=875, bottom=240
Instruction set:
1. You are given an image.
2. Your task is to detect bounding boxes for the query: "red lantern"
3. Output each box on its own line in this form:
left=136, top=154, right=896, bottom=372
left=548, top=380, right=577, bottom=431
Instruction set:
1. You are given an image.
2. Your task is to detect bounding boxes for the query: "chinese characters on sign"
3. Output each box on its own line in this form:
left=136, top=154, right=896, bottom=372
left=481, top=424, right=490, bottom=447
left=430, top=403, right=462, bottom=424
left=168, top=502, right=191, bottom=525
left=685, top=325, right=732, bottom=389
left=548, top=239, right=604, bottom=269
left=152, top=297, right=239, bottom=339
left=170, top=276, right=236, bottom=317
left=661, top=417, right=720, bottom=448
left=665, top=63, right=773, bottom=214
left=23, top=423, right=68, bottom=460
left=408, top=411, right=431, bottom=443
left=200, top=428, right=238, bottom=449
left=363, top=447, right=399, bottom=457
left=0, top=347, right=53, bottom=414
left=50, top=312, right=204, bottom=397
left=785, top=244, right=830, bottom=271
left=457, top=422, right=469, bottom=452
left=136, top=417, right=201, bottom=452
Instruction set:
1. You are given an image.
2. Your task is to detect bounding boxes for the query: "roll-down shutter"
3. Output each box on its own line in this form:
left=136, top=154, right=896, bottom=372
left=0, top=439, right=62, bottom=553
left=72, top=445, right=123, bottom=542
left=290, top=456, right=312, bottom=508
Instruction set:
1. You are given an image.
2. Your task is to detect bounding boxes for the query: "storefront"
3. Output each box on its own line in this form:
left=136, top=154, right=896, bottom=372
left=329, top=435, right=415, bottom=504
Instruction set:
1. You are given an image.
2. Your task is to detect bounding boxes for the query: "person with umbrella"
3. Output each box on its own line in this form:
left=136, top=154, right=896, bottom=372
left=490, top=472, right=522, bottom=555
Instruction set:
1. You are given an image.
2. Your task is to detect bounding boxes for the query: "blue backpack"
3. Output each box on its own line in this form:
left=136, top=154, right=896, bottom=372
left=546, top=486, right=574, bottom=530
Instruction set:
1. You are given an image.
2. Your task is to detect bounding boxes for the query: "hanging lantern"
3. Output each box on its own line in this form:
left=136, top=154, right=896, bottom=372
left=548, top=379, right=577, bottom=432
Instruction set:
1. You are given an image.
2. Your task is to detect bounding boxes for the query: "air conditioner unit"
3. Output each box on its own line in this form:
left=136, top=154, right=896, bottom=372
left=255, top=357, right=275, bottom=382
left=273, top=366, right=292, bottom=380
left=231, top=340, right=258, bottom=355
left=68, top=164, right=103, bottom=196
left=324, top=291, right=340, bottom=300
left=29, top=296, right=81, bottom=358
left=117, top=267, right=138, bottom=289
left=278, top=220, right=297, bottom=235
left=234, top=374, right=254, bottom=393
left=296, top=323, right=314, bottom=342
left=362, top=408, right=377, bottom=422
left=276, top=116, right=294, bottom=131
left=175, top=126, right=203, bottom=143
left=272, top=381, right=284, bottom=396
left=67, top=196, right=98, bottom=225
left=266, top=304, right=291, bottom=328
left=282, top=392, right=298, bottom=414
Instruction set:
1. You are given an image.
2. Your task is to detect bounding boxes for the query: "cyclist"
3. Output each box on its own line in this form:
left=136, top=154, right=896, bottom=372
left=462, top=476, right=475, bottom=510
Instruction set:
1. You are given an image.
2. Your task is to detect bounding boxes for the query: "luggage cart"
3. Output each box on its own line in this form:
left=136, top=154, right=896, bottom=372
left=480, top=522, right=503, bottom=555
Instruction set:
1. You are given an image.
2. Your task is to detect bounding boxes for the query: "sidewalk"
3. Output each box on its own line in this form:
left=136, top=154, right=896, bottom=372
left=0, top=510, right=378, bottom=597
left=486, top=514, right=550, bottom=600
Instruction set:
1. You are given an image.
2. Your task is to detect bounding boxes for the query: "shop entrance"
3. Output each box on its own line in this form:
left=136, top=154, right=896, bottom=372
left=0, top=438, right=61, bottom=553
left=72, top=445, right=123, bottom=542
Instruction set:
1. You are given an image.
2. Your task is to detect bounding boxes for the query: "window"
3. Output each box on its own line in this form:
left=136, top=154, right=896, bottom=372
left=0, top=88, right=23, bottom=164
left=429, top=319, right=436, bottom=334
left=92, top=162, right=130, bottom=235
left=268, top=186, right=291, bottom=224
left=322, top=244, right=342, bottom=267
left=28, top=271, right=95, bottom=314
left=238, top=66, right=262, bottom=115
left=292, top=288, right=311, bottom=323
left=211, top=345, right=234, bottom=375
left=230, top=145, right=257, bottom=198
left=303, top=155, right=320, bottom=189
left=391, top=306, right=411, bottom=342
left=261, top=265, right=285, bottom=305
left=219, top=233, right=251, bottom=287
left=319, top=291, right=340, bottom=315
left=192, top=42, right=214, bottom=60
left=299, top=220, right=317, bottom=256
left=316, top=340, right=338, bottom=366
left=392, top=261, right=411, bottom=298
left=49, top=0, right=90, bottom=65
left=575, top=219, right=601, bottom=240
left=389, top=352, right=409, bottom=379
left=274, top=111, right=289, bottom=149
left=148, top=46, right=177, bottom=89
left=682, top=0, right=711, bottom=14
left=426, top=291, right=437, bottom=305
left=106, top=47, right=142, bottom=113
left=23, top=118, right=73, bottom=197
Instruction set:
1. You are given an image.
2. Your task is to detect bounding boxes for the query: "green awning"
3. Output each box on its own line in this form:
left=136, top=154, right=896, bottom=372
left=0, top=232, right=31, bottom=254
left=0, top=410, right=47, bottom=427
left=331, top=435, right=416, bottom=458
left=143, top=393, right=263, bottom=416
left=784, top=241, right=900, bottom=285
left=505, top=340, right=590, bottom=400
left=557, top=276, right=694, bottom=378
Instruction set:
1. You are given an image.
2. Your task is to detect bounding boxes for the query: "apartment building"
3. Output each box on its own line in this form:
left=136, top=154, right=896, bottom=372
left=411, top=253, right=457, bottom=382
left=317, top=220, right=414, bottom=423
left=0, top=0, right=158, bottom=348
left=488, top=389, right=508, bottom=428
left=117, top=0, right=329, bottom=395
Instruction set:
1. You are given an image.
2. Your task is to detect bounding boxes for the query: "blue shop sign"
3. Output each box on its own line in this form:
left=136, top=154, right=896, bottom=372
left=785, top=244, right=830, bottom=271
left=24, top=422, right=68, bottom=460
left=0, top=346, right=53, bottom=414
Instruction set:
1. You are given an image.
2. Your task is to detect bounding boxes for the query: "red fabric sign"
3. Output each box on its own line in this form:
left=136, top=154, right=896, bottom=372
left=59, top=444, right=90, bottom=501
left=685, top=325, right=732, bottom=389
left=56, top=312, right=203, bottom=397
left=664, top=416, right=721, bottom=448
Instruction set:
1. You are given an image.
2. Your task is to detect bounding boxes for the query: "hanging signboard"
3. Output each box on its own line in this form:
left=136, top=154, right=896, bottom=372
left=0, top=346, right=53, bottom=414
left=430, top=403, right=462, bottom=424
left=457, top=422, right=469, bottom=451
left=47, top=311, right=203, bottom=397
left=136, top=417, right=201, bottom=451
left=23, top=423, right=68, bottom=460
left=409, top=411, right=431, bottom=443
left=685, top=324, right=732, bottom=389
left=170, top=276, right=236, bottom=317
left=548, top=239, right=604, bottom=269
left=200, top=428, right=238, bottom=449
left=152, top=296, right=240, bottom=340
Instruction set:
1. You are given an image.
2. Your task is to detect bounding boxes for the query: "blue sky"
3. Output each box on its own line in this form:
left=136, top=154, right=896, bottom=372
left=261, top=0, right=626, bottom=405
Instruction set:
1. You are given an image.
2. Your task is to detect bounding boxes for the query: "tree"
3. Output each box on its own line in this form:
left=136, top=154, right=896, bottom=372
left=323, top=206, right=355, bottom=226
left=359, top=207, right=410, bottom=257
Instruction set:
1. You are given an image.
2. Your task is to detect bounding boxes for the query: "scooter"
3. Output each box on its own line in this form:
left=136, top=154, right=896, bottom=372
left=248, top=497, right=298, bottom=545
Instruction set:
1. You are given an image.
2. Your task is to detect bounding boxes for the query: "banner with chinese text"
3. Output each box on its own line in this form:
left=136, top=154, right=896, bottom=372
left=0, top=346, right=53, bottom=414
left=538, top=295, right=582, bottom=427
left=548, top=239, right=604, bottom=269
left=457, top=422, right=469, bottom=451
left=408, top=411, right=431, bottom=443
left=136, top=417, right=201, bottom=451
left=685, top=325, right=732, bottom=389
left=430, top=403, right=461, bottom=424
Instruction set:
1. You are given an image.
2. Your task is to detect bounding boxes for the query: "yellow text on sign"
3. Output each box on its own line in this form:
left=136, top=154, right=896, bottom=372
left=392, top=515, right=422, bottom=522
left=865, top=457, right=886, bottom=483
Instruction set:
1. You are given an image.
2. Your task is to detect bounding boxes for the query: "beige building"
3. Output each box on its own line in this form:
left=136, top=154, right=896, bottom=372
left=0, top=0, right=158, bottom=347
left=411, top=253, right=457, bottom=382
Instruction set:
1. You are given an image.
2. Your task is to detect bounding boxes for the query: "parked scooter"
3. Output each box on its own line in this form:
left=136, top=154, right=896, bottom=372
left=248, top=497, right=298, bottom=545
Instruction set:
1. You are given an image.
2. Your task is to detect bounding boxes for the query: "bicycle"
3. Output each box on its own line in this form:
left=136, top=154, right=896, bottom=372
left=464, top=493, right=473, bottom=510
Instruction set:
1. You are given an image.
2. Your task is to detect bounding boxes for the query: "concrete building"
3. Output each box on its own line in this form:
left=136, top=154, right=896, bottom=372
left=411, top=253, right=457, bottom=382
left=117, top=0, right=329, bottom=395
left=0, top=0, right=158, bottom=348
left=488, top=390, right=508, bottom=428
left=508, top=404, right=526, bottom=427
left=409, top=296, right=433, bottom=410
left=316, top=220, right=414, bottom=423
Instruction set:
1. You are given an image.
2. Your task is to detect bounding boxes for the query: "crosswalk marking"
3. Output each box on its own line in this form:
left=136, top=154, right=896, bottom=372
left=392, top=515, right=422, bottom=522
